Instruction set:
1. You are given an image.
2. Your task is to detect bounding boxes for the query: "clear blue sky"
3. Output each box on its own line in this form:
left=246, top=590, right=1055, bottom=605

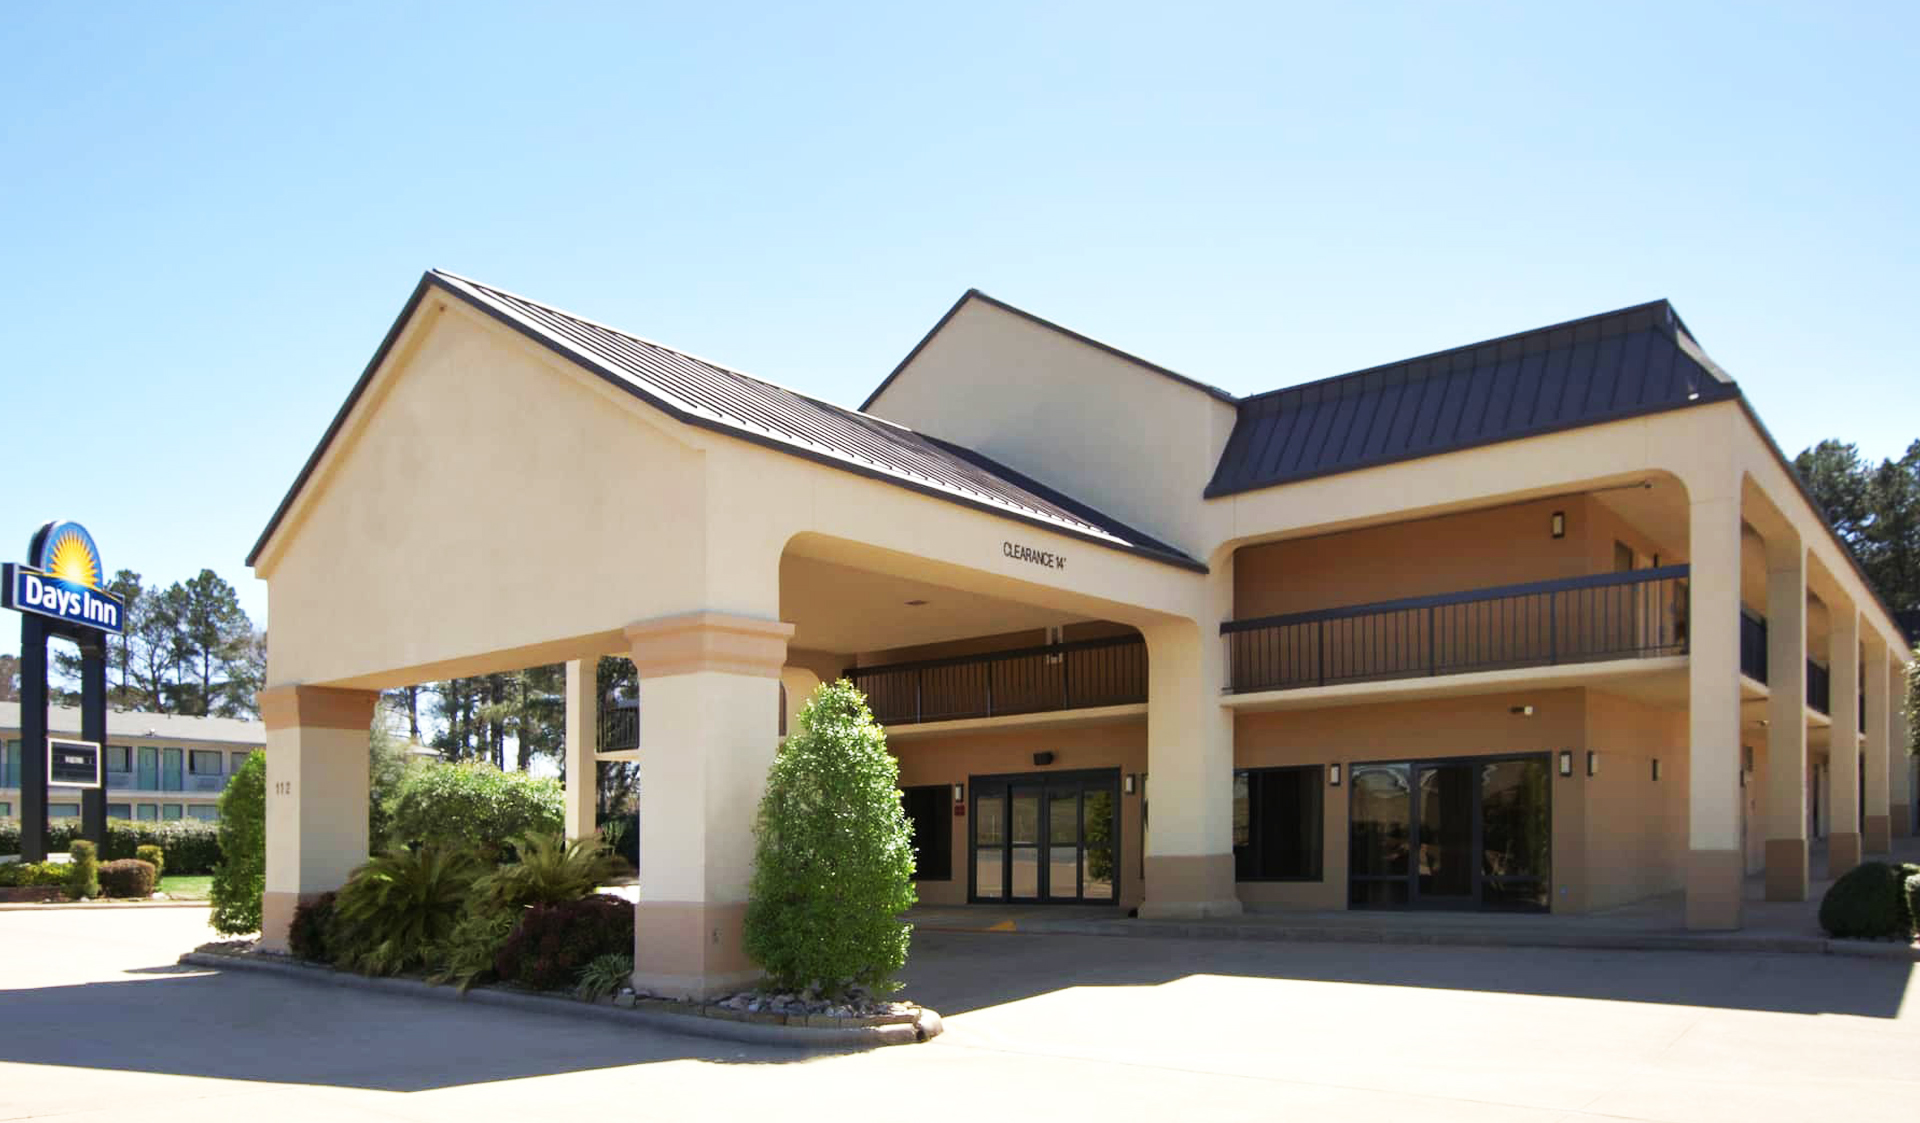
left=3, top=1, right=1915, bottom=628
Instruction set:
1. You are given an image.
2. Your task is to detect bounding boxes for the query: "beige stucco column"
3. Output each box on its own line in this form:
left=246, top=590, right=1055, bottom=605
left=1686, top=488, right=1744, bottom=929
left=1862, top=636, right=1892, bottom=853
left=563, top=658, right=597, bottom=841
left=1826, top=609, right=1861, bottom=879
left=1137, top=618, right=1242, bottom=920
left=626, top=611, right=793, bottom=999
left=1895, top=673, right=1914, bottom=837
left=258, top=684, right=380, bottom=951
left=1761, top=535, right=1807, bottom=901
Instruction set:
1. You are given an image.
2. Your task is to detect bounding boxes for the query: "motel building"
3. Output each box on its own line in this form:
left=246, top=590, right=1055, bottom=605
left=249, top=270, right=1916, bottom=999
left=1, top=703, right=263, bottom=823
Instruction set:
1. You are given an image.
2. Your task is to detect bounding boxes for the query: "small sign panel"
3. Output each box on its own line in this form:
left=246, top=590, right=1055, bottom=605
left=48, top=738, right=101, bottom=789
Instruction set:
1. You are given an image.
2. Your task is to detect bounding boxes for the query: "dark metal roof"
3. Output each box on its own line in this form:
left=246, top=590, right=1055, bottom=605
left=247, top=271, right=1203, bottom=571
left=1205, top=299, right=1740, bottom=498
left=861, top=288, right=1238, bottom=413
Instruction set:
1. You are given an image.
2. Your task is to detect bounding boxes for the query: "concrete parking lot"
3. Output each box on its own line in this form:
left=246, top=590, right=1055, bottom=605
left=0, top=906, right=1915, bottom=1121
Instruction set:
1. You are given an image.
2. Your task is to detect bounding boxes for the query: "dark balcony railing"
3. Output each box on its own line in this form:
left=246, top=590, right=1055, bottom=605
left=601, top=700, right=638, bottom=753
left=844, top=634, right=1148, bottom=726
left=1806, top=660, right=1831, bottom=716
left=1740, top=610, right=1768, bottom=683
left=1222, top=565, right=1691, bottom=694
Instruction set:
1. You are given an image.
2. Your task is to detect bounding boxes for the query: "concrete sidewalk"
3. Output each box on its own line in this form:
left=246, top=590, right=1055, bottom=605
left=909, top=837, right=1920, bottom=958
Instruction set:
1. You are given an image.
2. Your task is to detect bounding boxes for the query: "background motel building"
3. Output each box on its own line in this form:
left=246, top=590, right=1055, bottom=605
left=249, top=270, right=1916, bottom=999
left=1, top=703, right=263, bottom=823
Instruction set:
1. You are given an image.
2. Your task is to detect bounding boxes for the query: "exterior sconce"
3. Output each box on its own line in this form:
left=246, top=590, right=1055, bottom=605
left=1328, top=763, right=1343, bottom=787
left=1510, top=705, right=1534, bottom=717
left=1123, top=773, right=1136, bottom=795
left=951, top=782, right=964, bottom=803
left=1558, top=750, right=1573, bottom=777
left=1651, top=759, right=1661, bottom=782
left=1587, top=751, right=1600, bottom=777
left=1739, top=768, right=1748, bottom=788
left=1033, top=751, right=1055, bottom=767
left=1550, top=511, right=1566, bottom=539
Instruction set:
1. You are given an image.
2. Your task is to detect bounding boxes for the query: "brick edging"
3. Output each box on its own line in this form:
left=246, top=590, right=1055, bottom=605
left=177, top=952, right=944, bottom=1048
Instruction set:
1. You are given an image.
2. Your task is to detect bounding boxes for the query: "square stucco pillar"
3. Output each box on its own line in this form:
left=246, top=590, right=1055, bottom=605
left=1762, top=536, right=1807, bottom=901
left=626, top=612, right=793, bottom=1000
left=563, top=658, right=597, bottom=842
left=1862, top=637, right=1892, bottom=854
left=258, top=685, right=380, bottom=951
left=1826, top=609, right=1861, bottom=879
left=1138, top=620, right=1241, bottom=920
left=1686, top=491, right=1744, bottom=929
left=1895, top=687, right=1915, bottom=837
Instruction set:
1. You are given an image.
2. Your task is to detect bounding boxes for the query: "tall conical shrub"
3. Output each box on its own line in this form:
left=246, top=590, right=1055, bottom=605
left=743, top=680, right=917, bottom=995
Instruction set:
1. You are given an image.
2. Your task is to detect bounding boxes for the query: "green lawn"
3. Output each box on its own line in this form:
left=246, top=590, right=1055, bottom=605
left=158, top=875, right=212, bottom=900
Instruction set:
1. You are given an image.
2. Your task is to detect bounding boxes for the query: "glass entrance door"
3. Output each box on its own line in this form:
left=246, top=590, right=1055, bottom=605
left=971, top=770, right=1119, bottom=904
left=1350, top=754, right=1550, bottom=911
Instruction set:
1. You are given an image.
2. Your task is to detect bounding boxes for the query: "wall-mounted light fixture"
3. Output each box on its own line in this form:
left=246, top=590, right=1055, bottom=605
left=1510, top=704, right=1534, bottom=717
left=1032, top=751, right=1055, bottom=767
left=1587, top=751, right=1600, bottom=777
left=1558, top=750, right=1574, bottom=777
left=1123, top=774, right=1136, bottom=795
left=1740, top=768, right=1748, bottom=788
left=1551, top=511, right=1567, bottom=539
left=1329, top=763, right=1343, bottom=787
left=951, top=782, right=965, bottom=803
left=1651, top=758, right=1661, bottom=782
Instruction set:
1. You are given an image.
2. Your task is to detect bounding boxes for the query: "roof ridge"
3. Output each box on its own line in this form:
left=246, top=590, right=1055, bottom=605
left=860, top=288, right=1239, bottom=412
left=1235, top=298, right=1681, bottom=409
left=430, top=270, right=921, bottom=431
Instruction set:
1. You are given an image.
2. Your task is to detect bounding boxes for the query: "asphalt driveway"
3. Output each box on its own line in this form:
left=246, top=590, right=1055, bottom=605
left=0, top=907, right=1914, bottom=1121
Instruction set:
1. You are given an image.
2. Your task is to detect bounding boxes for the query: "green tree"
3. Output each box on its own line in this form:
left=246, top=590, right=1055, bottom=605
left=1795, top=439, right=1920, bottom=613
left=174, top=569, right=253, bottom=717
left=0, top=654, right=17, bottom=703
left=743, top=680, right=916, bottom=996
left=210, top=750, right=267, bottom=934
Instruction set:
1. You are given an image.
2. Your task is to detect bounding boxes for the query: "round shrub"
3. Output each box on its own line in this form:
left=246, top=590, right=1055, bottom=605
left=495, top=893, right=634, bottom=992
left=288, top=892, right=337, bottom=963
left=136, top=844, right=165, bottom=880
left=743, top=680, right=916, bottom=996
left=66, top=840, right=100, bottom=900
left=211, top=750, right=267, bottom=935
left=1819, top=861, right=1916, bottom=939
left=384, top=761, right=563, bottom=859
left=98, top=859, right=158, bottom=899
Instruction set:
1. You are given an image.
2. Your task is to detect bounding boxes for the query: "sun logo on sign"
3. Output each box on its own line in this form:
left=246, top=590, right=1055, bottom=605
left=41, top=524, right=102, bottom=589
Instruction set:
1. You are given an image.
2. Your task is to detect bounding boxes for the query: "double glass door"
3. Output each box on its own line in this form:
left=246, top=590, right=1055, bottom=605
left=1349, top=754, right=1550, bottom=911
left=971, top=770, right=1119, bottom=904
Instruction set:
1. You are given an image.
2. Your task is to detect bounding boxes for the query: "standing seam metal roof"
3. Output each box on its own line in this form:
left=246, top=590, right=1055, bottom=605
left=1205, top=300, right=1739, bottom=497
left=246, top=271, right=1202, bottom=571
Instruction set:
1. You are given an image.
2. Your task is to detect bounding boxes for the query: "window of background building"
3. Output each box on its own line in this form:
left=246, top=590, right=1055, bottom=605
left=107, top=803, right=131, bottom=819
left=3, top=741, right=18, bottom=787
left=230, top=751, right=253, bottom=773
left=0, top=802, right=10, bottom=817
left=187, top=805, right=218, bottom=821
left=1233, top=766, right=1324, bottom=881
left=189, top=750, right=222, bottom=775
left=107, top=746, right=131, bottom=772
left=136, top=804, right=158, bottom=821
left=162, top=804, right=183, bottom=821
left=898, top=785, right=953, bottom=881
left=49, top=803, right=81, bottom=819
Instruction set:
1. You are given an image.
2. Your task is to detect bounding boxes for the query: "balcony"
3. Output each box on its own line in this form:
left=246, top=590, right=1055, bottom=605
left=1222, top=566, right=1690, bottom=695
left=845, top=634, right=1147, bottom=727
left=1736, top=612, right=1838, bottom=718
left=601, top=700, right=638, bottom=753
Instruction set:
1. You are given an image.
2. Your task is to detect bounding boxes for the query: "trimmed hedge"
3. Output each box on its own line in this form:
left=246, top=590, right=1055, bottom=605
left=1818, top=861, right=1919, bottom=939
left=0, top=819, right=221, bottom=875
left=0, top=860, right=70, bottom=888
left=99, top=858, right=158, bottom=898
left=136, top=844, right=165, bottom=880
left=495, top=893, right=633, bottom=992
left=66, top=840, right=99, bottom=900
left=384, top=761, right=563, bottom=858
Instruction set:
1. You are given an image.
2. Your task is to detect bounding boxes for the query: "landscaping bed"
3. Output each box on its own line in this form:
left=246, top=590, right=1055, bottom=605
left=183, top=938, right=941, bottom=1047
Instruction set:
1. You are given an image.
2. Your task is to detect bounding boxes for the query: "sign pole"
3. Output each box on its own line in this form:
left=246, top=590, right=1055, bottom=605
left=79, top=632, right=107, bottom=848
left=19, top=612, right=48, bottom=863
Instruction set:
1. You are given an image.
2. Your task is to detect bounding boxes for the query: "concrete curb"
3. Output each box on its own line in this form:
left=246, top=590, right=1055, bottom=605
left=177, top=952, right=943, bottom=1049
left=0, top=899, right=211, bottom=912
left=931, top=919, right=1920, bottom=961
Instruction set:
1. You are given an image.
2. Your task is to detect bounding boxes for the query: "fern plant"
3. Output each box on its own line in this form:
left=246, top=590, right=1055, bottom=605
left=428, top=903, right=520, bottom=992
left=330, top=845, right=483, bottom=976
left=476, top=832, right=624, bottom=910
left=575, top=953, right=634, bottom=1002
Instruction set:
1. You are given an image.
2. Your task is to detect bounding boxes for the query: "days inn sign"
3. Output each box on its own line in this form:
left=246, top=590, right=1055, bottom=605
left=1, top=521, right=124, bottom=634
